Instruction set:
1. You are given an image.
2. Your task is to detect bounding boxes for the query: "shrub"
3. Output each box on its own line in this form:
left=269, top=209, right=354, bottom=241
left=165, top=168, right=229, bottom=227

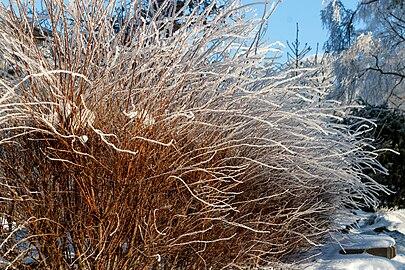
left=0, top=0, right=386, bottom=269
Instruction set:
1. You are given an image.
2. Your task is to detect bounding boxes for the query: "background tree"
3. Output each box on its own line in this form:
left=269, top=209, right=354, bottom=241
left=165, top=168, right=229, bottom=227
left=322, top=0, right=405, bottom=108
left=282, top=23, right=334, bottom=104
left=286, top=23, right=311, bottom=74
left=112, top=0, right=225, bottom=39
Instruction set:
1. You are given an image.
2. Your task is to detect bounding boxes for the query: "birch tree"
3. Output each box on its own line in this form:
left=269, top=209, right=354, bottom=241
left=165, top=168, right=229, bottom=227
left=322, top=0, right=405, bottom=108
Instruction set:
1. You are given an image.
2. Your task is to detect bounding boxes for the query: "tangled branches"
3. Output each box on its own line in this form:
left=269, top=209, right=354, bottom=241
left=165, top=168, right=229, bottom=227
left=0, top=0, right=386, bottom=269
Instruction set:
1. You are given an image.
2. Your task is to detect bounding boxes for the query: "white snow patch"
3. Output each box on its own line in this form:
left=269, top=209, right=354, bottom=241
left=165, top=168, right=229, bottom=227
left=296, top=209, right=405, bottom=270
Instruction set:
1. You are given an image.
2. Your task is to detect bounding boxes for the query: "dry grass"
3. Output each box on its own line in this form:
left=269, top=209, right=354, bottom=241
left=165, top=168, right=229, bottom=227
left=0, top=0, right=387, bottom=269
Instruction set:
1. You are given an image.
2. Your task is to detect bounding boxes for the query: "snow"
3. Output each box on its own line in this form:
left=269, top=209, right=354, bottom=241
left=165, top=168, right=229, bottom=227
left=331, top=234, right=395, bottom=250
left=366, top=210, right=405, bottom=235
left=303, top=234, right=403, bottom=270
left=298, top=209, right=405, bottom=270
left=308, top=256, right=403, bottom=270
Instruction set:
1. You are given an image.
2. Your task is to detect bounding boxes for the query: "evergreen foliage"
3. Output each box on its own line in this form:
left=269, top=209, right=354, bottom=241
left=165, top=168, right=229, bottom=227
left=345, top=101, right=405, bottom=208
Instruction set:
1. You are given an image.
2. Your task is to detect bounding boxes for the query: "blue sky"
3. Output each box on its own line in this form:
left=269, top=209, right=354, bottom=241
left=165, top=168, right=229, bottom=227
left=265, top=0, right=327, bottom=59
left=242, top=0, right=357, bottom=61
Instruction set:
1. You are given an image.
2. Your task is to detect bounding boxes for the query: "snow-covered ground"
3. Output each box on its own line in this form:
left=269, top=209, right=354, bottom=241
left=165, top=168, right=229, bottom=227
left=300, top=209, right=405, bottom=270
